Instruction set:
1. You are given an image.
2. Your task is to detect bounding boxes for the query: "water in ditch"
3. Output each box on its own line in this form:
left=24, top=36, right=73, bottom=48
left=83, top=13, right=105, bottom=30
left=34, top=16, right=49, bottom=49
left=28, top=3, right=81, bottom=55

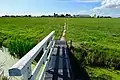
left=0, top=47, right=42, bottom=80
left=0, top=47, right=23, bottom=80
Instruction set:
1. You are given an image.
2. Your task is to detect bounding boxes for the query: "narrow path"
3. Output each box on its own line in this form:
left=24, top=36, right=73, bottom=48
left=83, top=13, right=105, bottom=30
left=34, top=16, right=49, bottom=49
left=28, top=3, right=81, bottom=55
left=44, top=23, right=73, bottom=80
left=60, top=23, right=67, bottom=41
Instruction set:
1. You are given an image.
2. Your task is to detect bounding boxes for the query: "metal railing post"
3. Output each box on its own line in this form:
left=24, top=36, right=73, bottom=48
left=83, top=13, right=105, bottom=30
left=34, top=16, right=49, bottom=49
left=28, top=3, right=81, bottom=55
left=23, top=62, right=32, bottom=80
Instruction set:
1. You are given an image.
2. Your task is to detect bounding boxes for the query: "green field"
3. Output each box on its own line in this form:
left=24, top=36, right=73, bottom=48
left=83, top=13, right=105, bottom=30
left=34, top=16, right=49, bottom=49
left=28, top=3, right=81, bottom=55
left=0, top=18, right=65, bottom=57
left=67, top=19, right=120, bottom=69
left=67, top=18, right=120, bottom=79
left=0, top=17, right=120, bottom=79
left=67, top=18, right=120, bottom=68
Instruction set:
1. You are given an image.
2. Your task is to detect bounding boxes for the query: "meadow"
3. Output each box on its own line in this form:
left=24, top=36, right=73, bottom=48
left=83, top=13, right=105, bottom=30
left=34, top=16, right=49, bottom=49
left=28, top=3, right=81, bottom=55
left=0, top=17, right=120, bottom=79
left=0, top=17, right=65, bottom=57
left=67, top=18, right=120, bottom=79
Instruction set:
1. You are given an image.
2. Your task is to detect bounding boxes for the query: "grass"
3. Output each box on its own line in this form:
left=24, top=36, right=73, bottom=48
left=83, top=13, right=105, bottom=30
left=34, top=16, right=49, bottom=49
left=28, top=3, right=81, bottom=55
left=1, top=17, right=120, bottom=79
left=0, top=76, right=8, bottom=80
left=66, top=18, right=120, bottom=79
left=0, top=17, right=65, bottom=57
left=67, top=18, right=120, bottom=48
left=67, top=18, right=120, bottom=68
left=86, top=66, right=120, bottom=80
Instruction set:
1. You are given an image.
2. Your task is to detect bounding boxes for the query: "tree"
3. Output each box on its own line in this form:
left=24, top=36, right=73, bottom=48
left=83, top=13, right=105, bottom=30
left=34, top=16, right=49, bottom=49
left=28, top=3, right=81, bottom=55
left=97, top=16, right=99, bottom=18
left=54, top=13, right=58, bottom=17
left=28, top=15, right=32, bottom=17
left=65, top=14, right=71, bottom=17
left=94, top=14, right=96, bottom=18
left=60, top=14, right=65, bottom=17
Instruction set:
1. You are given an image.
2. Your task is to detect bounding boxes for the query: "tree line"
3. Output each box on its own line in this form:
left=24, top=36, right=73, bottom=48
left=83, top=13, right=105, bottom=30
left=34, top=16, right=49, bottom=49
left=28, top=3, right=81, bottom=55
left=97, top=16, right=112, bottom=18
left=1, top=15, right=32, bottom=17
left=1, top=13, right=112, bottom=18
left=41, top=13, right=92, bottom=18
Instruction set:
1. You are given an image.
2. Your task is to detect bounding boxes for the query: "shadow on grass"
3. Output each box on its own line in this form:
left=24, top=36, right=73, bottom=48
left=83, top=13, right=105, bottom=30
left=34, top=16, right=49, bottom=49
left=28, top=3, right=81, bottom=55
left=67, top=43, right=113, bottom=80
left=68, top=47, right=90, bottom=80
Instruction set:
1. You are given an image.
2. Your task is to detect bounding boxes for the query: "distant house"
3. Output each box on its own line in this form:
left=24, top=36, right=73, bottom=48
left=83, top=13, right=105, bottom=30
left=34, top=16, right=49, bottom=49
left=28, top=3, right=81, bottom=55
left=73, top=14, right=91, bottom=18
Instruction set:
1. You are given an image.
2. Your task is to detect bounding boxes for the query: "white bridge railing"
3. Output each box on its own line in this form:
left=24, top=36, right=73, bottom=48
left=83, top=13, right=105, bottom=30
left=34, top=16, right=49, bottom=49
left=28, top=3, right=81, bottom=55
left=9, top=31, right=55, bottom=80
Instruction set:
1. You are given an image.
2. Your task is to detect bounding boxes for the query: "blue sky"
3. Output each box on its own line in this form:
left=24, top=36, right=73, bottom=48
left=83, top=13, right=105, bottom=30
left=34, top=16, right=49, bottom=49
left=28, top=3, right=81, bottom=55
left=0, top=0, right=120, bottom=17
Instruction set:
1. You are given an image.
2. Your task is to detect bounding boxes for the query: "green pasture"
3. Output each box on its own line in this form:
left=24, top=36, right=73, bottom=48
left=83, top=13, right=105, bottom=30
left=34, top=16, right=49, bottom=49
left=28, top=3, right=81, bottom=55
left=0, top=17, right=65, bottom=57
left=0, top=17, right=120, bottom=79
left=67, top=18, right=120, bottom=79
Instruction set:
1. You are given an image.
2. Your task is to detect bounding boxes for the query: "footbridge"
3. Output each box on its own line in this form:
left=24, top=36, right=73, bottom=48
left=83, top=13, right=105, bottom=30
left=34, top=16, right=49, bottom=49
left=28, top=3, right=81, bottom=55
left=9, top=24, right=73, bottom=80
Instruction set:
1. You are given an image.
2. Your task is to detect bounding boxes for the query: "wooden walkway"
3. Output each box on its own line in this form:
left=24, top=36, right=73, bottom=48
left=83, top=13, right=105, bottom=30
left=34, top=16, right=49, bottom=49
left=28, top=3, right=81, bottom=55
left=8, top=23, right=73, bottom=80
left=45, top=40, right=72, bottom=80
left=8, top=31, right=73, bottom=80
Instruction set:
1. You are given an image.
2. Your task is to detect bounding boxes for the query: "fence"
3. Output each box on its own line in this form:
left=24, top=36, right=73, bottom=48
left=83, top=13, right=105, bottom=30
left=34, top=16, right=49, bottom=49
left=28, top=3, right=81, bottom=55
left=9, top=31, right=55, bottom=80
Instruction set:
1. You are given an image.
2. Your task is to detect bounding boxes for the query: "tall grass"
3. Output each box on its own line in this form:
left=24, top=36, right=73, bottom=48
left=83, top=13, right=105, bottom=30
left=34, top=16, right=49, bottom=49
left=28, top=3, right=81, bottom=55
left=8, top=39, right=36, bottom=58
left=0, top=62, right=8, bottom=80
left=0, top=17, right=65, bottom=58
left=67, top=18, right=120, bottom=69
left=0, top=32, right=8, bottom=47
left=74, top=42, right=120, bottom=69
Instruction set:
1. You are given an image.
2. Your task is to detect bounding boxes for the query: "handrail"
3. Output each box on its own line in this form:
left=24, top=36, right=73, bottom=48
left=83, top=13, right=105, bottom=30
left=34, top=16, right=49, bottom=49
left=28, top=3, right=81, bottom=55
left=9, top=31, right=55, bottom=80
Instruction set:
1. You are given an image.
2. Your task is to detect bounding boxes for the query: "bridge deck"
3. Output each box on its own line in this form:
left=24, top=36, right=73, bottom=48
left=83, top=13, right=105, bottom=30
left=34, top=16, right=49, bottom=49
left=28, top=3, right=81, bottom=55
left=44, top=40, right=72, bottom=80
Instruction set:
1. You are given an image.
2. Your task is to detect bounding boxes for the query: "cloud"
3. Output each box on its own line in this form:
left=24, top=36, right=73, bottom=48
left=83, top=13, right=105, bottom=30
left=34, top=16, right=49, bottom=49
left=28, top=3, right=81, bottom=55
left=93, top=0, right=120, bottom=10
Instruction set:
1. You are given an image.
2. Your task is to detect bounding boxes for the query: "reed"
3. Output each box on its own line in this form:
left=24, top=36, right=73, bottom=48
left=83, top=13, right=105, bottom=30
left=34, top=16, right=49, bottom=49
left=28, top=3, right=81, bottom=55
left=0, top=17, right=64, bottom=58
left=67, top=18, right=120, bottom=69
left=7, top=38, right=36, bottom=58
left=73, top=42, right=120, bottom=69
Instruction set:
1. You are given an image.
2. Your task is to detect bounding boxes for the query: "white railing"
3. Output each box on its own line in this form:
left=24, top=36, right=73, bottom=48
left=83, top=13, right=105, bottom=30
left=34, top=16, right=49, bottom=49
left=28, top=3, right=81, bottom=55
left=9, top=31, right=55, bottom=80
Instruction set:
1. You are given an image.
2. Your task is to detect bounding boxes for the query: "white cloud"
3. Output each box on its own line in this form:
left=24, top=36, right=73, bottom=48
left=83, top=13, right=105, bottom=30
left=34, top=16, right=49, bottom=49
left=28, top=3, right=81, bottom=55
left=91, top=0, right=120, bottom=17
left=93, top=0, right=120, bottom=10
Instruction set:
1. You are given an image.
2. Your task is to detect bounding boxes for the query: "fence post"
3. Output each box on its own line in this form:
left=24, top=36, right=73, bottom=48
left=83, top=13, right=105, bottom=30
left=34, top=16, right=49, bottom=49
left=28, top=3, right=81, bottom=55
left=23, top=63, right=32, bottom=80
